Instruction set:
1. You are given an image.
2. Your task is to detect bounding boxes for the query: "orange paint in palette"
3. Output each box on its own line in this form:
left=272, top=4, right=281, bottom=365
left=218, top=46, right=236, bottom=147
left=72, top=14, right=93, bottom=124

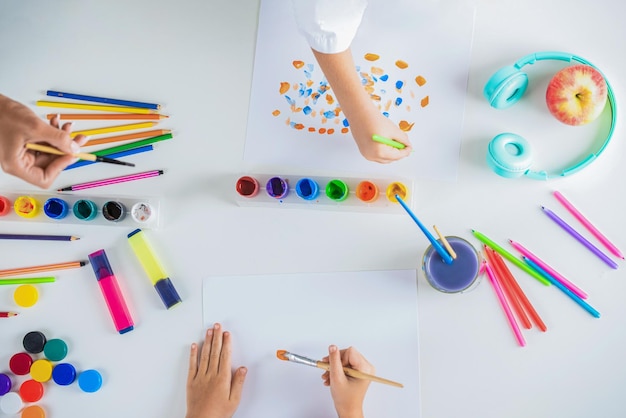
left=235, top=174, right=414, bottom=213
left=276, top=53, right=430, bottom=136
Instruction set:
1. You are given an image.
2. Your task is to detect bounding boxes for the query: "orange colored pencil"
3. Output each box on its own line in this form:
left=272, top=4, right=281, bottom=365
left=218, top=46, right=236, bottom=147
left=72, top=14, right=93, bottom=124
left=47, top=113, right=168, bottom=120
left=83, top=129, right=171, bottom=147
left=484, top=247, right=532, bottom=330
left=489, top=248, right=547, bottom=332
left=0, top=261, right=86, bottom=278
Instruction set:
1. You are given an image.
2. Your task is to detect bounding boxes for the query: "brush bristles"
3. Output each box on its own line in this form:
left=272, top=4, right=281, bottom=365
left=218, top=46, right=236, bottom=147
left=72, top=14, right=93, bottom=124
left=276, top=350, right=288, bottom=361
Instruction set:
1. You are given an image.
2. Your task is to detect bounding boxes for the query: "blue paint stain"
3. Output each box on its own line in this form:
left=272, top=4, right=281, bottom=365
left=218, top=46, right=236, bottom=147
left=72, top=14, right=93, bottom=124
left=306, top=63, right=314, bottom=72
left=323, top=110, right=335, bottom=119
left=304, top=70, right=312, bottom=79
left=342, top=118, right=350, bottom=127
left=395, top=97, right=403, bottom=106
left=380, top=74, right=389, bottom=81
left=303, top=106, right=312, bottom=115
left=395, top=80, right=404, bottom=89
left=305, top=88, right=312, bottom=97
left=382, top=112, right=390, bottom=117
left=285, top=95, right=295, bottom=106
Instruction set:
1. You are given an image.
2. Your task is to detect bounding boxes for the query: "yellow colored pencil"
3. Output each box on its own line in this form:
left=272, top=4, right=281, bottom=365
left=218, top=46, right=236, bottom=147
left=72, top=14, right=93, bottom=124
left=70, top=122, right=157, bottom=138
left=433, top=225, right=457, bottom=259
left=47, top=113, right=169, bottom=120
left=36, top=100, right=154, bottom=114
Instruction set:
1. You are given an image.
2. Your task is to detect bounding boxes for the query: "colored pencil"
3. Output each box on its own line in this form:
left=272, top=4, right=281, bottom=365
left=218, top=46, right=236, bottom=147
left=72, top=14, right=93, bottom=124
left=0, top=261, right=85, bottom=278
left=508, top=239, right=587, bottom=299
left=0, top=277, right=56, bottom=285
left=0, top=312, right=19, bottom=318
left=396, top=195, right=453, bottom=264
left=46, top=90, right=160, bottom=110
left=85, top=133, right=173, bottom=156
left=71, top=122, right=157, bottom=138
left=484, top=247, right=531, bottom=329
left=83, top=130, right=171, bottom=147
left=0, top=234, right=79, bottom=241
left=487, top=248, right=547, bottom=332
left=541, top=206, right=618, bottom=269
left=484, top=261, right=526, bottom=347
left=524, top=257, right=600, bottom=318
left=471, top=230, right=550, bottom=286
left=58, top=169, right=164, bottom=192
left=372, top=134, right=406, bottom=149
left=433, top=225, right=457, bottom=259
left=47, top=113, right=168, bottom=120
left=25, top=143, right=135, bottom=167
left=37, top=100, right=154, bottom=114
left=64, top=145, right=154, bottom=170
left=553, top=190, right=624, bottom=260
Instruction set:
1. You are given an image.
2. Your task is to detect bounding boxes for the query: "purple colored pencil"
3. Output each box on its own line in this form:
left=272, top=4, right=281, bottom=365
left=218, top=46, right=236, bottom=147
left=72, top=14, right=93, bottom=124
left=58, top=169, right=164, bottom=192
left=541, top=206, right=618, bottom=269
left=0, top=233, right=79, bottom=241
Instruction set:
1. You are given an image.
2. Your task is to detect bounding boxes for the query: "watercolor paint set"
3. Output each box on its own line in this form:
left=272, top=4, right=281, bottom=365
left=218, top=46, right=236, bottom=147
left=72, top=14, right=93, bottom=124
left=235, top=174, right=414, bottom=213
left=0, top=191, right=160, bottom=228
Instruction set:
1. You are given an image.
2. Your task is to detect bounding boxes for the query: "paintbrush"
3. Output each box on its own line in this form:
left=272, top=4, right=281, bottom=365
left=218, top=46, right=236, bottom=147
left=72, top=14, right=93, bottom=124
left=276, top=350, right=404, bottom=388
left=25, top=143, right=135, bottom=167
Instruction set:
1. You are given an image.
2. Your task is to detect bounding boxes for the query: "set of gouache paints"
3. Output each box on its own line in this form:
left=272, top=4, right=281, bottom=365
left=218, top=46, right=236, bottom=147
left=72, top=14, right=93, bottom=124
left=0, top=192, right=160, bottom=228
left=0, top=331, right=102, bottom=417
left=235, top=174, right=414, bottom=212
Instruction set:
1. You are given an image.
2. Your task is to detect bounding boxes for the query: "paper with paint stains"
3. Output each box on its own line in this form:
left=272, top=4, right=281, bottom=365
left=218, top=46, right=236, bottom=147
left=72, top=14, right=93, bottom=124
left=244, top=0, right=475, bottom=181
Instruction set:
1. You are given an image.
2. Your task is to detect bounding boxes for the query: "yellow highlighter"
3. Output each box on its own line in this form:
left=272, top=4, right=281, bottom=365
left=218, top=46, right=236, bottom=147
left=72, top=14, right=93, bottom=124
left=127, top=229, right=182, bottom=309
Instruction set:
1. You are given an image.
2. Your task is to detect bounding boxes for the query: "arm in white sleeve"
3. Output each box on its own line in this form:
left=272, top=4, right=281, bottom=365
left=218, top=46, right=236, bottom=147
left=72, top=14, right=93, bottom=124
left=290, top=0, right=368, bottom=54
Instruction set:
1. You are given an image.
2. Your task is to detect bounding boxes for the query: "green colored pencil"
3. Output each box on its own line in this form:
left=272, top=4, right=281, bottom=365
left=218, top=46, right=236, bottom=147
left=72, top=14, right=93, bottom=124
left=92, top=133, right=173, bottom=156
left=471, top=230, right=550, bottom=286
left=0, top=277, right=56, bottom=285
left=372, top=134, right=406, bottom=149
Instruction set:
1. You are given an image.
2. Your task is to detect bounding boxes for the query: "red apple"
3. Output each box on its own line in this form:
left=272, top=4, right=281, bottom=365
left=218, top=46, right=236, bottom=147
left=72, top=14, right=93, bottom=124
left=545, top=64, right=607, bottom=126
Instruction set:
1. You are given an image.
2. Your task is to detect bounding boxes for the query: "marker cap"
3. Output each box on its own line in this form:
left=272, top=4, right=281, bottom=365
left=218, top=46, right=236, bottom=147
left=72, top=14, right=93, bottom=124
left=88, top=249, right=114, bottom=281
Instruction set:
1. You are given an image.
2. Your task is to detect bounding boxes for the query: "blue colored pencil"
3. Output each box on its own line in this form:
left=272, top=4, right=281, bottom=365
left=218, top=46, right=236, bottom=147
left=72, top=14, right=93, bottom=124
left=47, top=90, right=160, bottom=110
left=63, top=145, right=153, bottom=170
left=395, top=194, right=453, bottom=264
left=524, top=257, right=600, bottom=318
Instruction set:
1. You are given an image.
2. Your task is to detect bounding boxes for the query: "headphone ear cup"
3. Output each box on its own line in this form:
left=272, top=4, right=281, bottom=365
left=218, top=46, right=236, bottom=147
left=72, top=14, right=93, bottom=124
left=487, top=133, right=533, bottom=178
left=484, top=66, right=529, bottom=109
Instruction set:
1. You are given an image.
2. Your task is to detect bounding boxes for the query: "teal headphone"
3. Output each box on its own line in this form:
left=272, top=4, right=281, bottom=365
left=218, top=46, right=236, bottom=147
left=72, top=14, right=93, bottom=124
left=484, top=51, right=616, bottom=180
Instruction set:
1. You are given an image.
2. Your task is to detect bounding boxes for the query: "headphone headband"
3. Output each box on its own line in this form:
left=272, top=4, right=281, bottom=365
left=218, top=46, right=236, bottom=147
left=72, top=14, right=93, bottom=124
left=485, top=51, right=617, bottom=180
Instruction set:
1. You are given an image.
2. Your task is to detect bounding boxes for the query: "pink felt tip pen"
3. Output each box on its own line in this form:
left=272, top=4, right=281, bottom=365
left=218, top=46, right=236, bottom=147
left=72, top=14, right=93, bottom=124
left=88, top=249, right=134, bottom=334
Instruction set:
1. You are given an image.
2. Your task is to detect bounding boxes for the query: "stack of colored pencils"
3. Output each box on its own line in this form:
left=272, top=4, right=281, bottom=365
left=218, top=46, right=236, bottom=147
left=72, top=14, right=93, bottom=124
left=37, top=90, right=172, bottom=189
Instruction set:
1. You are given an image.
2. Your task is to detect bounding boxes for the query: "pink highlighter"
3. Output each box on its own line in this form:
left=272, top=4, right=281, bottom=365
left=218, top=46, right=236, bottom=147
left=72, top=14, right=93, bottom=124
left=88, top=249, right=134, bottom=334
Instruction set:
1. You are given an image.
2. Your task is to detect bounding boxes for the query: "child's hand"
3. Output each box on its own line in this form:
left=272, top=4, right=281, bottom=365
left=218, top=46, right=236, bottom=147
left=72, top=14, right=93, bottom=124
left=322, top=345, right=375, bottom=418
left=186, top=324, right=247, bottom=418
left=0, top=94, right=87, bottom=188
left=348, top=108, right=413, bottom=163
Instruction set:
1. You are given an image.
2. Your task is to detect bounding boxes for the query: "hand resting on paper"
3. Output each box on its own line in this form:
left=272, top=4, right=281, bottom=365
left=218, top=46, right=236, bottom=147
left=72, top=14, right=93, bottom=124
left=0, top=94, right=88, bottom=188
left=185, top=323, right=248, bottom=418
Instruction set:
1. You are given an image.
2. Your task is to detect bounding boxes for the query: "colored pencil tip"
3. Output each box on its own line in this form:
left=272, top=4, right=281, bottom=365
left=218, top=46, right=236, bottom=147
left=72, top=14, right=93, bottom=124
left=71, top=236, right=80, bottom=241
left=8, top=312, right=18, bottom=317
left=80, top=261, right=87, bottom=266
left=97, top=156, right=135, bottom=167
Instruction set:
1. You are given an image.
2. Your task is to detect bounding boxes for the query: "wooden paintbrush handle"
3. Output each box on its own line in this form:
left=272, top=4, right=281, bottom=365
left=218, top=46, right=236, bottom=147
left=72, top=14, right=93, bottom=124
left=315, top=361, right=404, bottom=388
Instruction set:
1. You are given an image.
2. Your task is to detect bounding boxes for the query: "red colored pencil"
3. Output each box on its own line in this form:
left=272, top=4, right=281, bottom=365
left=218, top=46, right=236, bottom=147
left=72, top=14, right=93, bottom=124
left=489, top=248, right=547, bottom=332
left=0, top=312, right=18, bottom=318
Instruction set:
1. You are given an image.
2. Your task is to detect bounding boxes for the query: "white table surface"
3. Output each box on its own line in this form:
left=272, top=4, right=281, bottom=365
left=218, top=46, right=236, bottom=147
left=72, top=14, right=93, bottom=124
left=1, top=1, right=625, bottom=417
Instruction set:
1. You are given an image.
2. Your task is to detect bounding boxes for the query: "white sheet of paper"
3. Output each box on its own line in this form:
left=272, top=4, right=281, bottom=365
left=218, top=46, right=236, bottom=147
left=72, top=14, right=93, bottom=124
left=244, top=0, right=475, bottom=181
left=202, top=270, right=420, bottom=418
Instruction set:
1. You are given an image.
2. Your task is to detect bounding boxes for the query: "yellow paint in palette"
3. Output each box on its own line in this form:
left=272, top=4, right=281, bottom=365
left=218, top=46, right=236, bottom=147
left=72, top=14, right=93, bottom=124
left=14, top=196, right=40, bottom=218
left=386, top=182, right=408, bottom=203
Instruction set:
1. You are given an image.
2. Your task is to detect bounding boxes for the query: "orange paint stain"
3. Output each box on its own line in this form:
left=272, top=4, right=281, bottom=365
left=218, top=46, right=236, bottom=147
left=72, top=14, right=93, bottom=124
left=293, top=60, right=305, bottom=69
left=364, top=53, right=380, bottom=61
left=371, top=67, right=384, bottom=76
left=421, top=96, right=430, bottom=107
left=415, top=75, right=427, bottom=86
left=319, top=128, right=327, bottom=134
left=395, top=60, right=409, bottom=69
left=279, top=82, right=290, bottom=94
left=272, top=109, right=281, bottom=117
left=308, top=127, right=316, bottom=132
left=399, top=120, right=415, bottom=132
left=294, top=123, right=305, bottom=130
left=326, top=94, right=334, bottom=105
left=341, top=127, right=349, bottom=134
left=327, top=128, right=335, bottom=134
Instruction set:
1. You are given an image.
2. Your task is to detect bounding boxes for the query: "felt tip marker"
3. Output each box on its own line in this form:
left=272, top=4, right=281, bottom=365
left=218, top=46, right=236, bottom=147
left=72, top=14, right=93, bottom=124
left=88, top=249, right=134, bottom=334
left=127, top=229, right=182, bottom=309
